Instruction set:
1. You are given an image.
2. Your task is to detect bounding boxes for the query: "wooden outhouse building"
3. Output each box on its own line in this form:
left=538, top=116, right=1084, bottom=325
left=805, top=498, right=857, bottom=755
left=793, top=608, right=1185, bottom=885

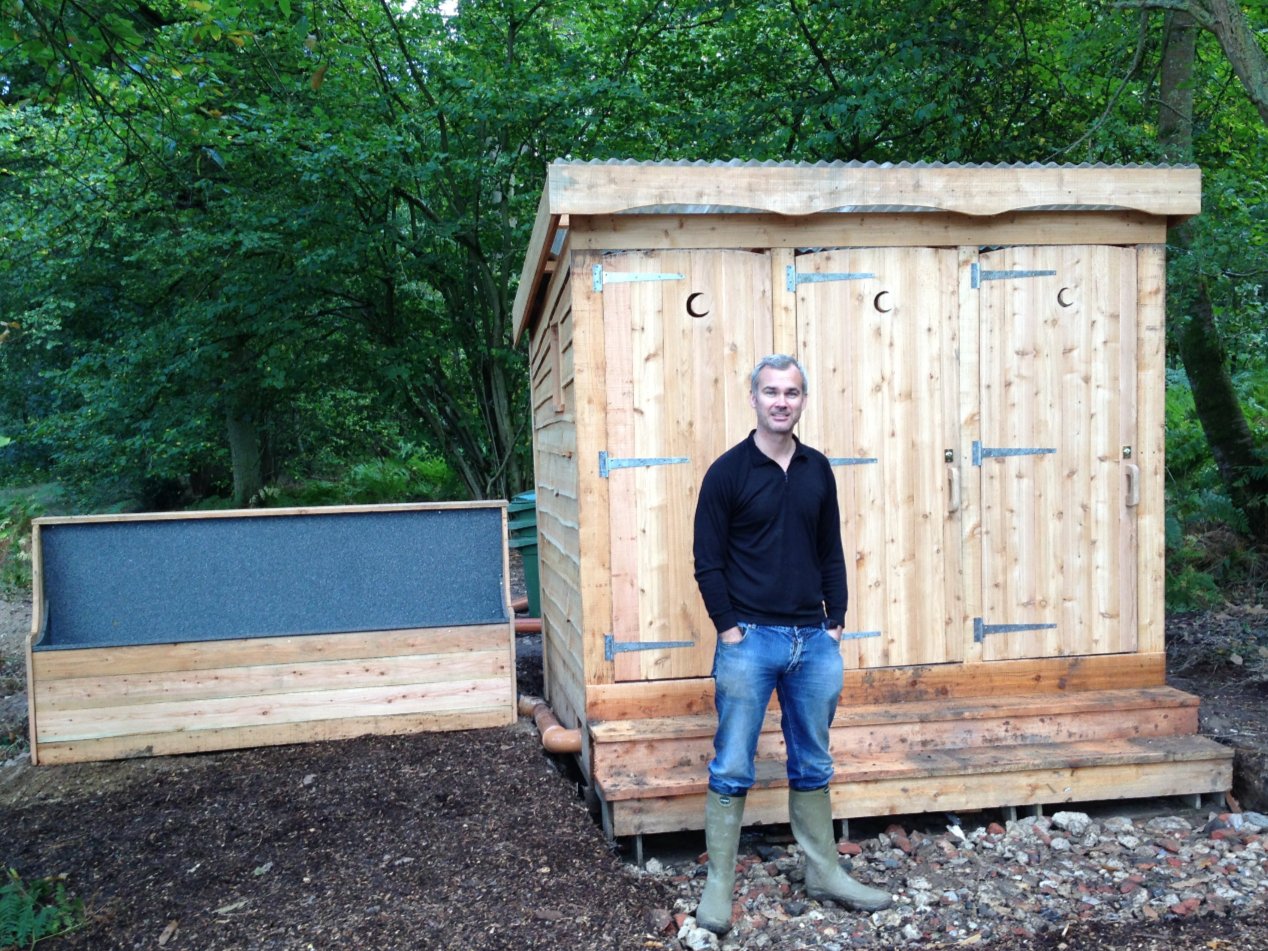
left=511, top=160, right=1233, bottom=839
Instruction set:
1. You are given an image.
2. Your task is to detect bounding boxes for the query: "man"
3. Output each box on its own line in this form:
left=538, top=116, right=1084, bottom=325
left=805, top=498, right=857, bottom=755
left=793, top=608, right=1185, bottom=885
left=691, top=354, right=892, bottom=935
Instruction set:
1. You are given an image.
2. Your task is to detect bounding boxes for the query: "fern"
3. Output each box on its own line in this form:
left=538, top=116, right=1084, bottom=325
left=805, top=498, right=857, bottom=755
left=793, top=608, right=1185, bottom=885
left=0, top=868, right=84, bottom=948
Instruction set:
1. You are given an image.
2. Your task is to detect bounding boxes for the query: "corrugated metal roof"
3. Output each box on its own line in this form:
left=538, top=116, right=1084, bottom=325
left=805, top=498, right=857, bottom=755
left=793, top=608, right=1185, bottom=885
left=552, top=157, right=1198, bottom=170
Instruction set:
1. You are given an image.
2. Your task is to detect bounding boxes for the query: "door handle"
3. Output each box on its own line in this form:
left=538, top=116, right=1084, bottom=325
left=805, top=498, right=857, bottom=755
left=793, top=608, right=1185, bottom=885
left=947, top=464, right=961, bottom=513
left=1124, top=463, right=1140, bottom=508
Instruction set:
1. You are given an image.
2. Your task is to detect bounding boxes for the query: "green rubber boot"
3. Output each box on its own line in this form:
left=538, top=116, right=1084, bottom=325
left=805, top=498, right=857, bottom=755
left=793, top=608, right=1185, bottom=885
left=696, top=790, right=746, bottom=935
left=788, top=787, right=892, bottom=911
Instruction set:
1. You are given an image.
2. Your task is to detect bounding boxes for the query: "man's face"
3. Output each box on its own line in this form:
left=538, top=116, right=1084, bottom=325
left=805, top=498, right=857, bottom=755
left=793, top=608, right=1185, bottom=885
left=750, top=365, right=806, bottom=437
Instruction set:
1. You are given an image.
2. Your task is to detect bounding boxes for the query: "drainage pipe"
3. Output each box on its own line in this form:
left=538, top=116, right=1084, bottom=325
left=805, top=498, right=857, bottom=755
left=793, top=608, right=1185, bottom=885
left=518, top=694, right=582, bottom=754
left=514, top=616, right=542, bottom=634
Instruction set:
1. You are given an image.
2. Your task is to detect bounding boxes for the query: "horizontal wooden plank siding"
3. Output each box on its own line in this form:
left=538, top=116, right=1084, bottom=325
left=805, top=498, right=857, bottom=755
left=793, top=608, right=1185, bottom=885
left=31, top=625, right=509, bottom=680
left=585, top=653, right=1168, bottom=721
left=530, top=262, right=588, bottom=733
left=590, top=687, right=1203, bottom=802
left=35, top=708, right=516, bottom=766
left=606, top=751, right=1233, bottom=837
left=568, top=211, right=1167, bottom=252
left=30, top=623, right=515, bottom=764
left=545, top=163, right=1201, bottom=219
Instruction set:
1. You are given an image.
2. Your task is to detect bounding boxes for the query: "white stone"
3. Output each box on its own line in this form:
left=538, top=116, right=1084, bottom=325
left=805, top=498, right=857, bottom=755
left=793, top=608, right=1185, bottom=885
left=1052, top=811, right=1093, bottom=837
left=909, top=890, right=935, bottom=910
left=678, top=923, right=719, bottom=951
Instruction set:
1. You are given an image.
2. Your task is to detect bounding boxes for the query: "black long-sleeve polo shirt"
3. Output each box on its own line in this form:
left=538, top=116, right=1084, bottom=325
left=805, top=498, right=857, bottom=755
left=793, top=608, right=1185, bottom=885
left=692, top=431, right=848, bottom=634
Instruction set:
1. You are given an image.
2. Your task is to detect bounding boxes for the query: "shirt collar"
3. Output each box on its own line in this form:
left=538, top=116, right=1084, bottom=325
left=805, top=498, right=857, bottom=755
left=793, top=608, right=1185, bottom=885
left=744, top=430, right=807, bottom=466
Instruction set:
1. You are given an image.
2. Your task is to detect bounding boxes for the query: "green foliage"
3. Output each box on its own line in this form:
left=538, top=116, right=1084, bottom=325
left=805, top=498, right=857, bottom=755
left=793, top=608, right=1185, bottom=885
left=1, top=0, right=1265, bottom=582
left=1164, top=368, right=1267, bottom=609
left=0, top=494, right=42, bottom=594
left=256, top=444, right=465, bottom=507
left=0, top=868, right=84, bottom=948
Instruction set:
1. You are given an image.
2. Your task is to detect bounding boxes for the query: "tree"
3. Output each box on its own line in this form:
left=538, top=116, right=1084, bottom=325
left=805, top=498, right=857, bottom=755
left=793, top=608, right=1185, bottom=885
left=3, top=0, right=1264, bottom=525
left=1151, top=3, right=1268, bottom=543
left=1122, top=0, right=1268, bottom=120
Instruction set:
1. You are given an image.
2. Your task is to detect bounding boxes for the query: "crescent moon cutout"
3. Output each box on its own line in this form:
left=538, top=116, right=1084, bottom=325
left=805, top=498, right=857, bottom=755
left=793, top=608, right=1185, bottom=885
left=874, top=291, right=893, bottom=313
left=686, top=292, right=710, bottom=318
left=1057, top=287, right=1074, bottom=308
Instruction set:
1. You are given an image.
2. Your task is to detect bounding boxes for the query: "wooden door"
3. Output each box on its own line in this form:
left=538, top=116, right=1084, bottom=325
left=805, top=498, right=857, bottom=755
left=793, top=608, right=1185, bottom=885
left=794, top=248, right=964, bottom=669
left=975, top=245, right=1138, bottom=661
left=599, top=249, right=773, bottom=681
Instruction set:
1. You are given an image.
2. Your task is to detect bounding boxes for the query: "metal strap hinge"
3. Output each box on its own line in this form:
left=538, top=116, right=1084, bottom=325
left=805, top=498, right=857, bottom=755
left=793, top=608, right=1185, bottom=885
left=974, top=618, right=1058, bottom=643
left=838, top=629, right=881, bottom=642
left=593, top=265, right=685, bottom=292
left=599, top=451, right=689, bottom=478
left=971, top=264, right=1057, bottom=289
left=972, top=440, right=1056, bottom=466
left=786, top=266, right=876, bottom=291
left=828, top=457, right=878, bottom=467
left=604, top=634, right=694, bottom=661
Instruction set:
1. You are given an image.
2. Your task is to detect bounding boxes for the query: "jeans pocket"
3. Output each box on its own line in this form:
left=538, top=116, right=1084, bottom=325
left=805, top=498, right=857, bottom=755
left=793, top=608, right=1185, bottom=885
left=720, top=622, right=751, bottom=647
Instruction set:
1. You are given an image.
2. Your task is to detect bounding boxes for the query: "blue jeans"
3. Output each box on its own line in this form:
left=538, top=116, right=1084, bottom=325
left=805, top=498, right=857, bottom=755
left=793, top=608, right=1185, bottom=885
left=708, top=622, right=844, bottom=796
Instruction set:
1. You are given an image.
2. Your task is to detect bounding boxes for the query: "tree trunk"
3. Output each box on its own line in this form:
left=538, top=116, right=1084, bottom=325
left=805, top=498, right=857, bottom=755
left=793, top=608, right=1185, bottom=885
left=1127, top=0, right=1268, bottom=123
left=226, top=403, right=264, bottom=506
left=1161, top=10, right=1268, bottom=546
left=1176, top=283, right=1268, bottom=541
left=1192, top=0, right=1268, bottom=124
left=1159, top=11, right=1196, bottom=155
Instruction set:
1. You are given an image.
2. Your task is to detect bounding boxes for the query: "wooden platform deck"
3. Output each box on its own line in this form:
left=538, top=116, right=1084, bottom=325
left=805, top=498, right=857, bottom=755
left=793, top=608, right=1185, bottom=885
left=589, top=686, right=1234, bottom=837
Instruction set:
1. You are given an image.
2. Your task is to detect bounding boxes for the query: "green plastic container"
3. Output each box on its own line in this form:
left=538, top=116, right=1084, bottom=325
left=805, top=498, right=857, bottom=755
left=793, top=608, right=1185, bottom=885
left=508, top=491, right=540, bottom=618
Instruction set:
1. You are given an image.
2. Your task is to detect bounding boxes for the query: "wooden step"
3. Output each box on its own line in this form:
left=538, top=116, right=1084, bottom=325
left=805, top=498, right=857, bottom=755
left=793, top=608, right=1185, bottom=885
left=602, top=734, right=1234, bottom=837
left=591, top=687, right=1202, bottom=802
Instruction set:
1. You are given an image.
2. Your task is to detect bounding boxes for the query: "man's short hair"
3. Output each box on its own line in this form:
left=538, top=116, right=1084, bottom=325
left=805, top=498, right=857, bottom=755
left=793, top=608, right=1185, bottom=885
left=750, top=354, right=809, bottom=397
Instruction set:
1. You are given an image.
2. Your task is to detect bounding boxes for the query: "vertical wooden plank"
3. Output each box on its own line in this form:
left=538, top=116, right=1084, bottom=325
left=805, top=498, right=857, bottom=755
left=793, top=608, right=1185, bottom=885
left=654, top=250, right=774, bottom=679
left=797, top=251, right=883, bottom=666
left=852, top=253, right=891, bottom=664
left=26, top=522, right=44, bottom=765
left=604, top=250, right=773, bottom=682
left=571, top=248, right=616, bottom=691
left=796, top=252, right=860, bottom=668
left=978, top=253, right=1004, bottom=659
left=959, top=248, right=984, bottom=664
left=979, top=246, right=1133, bottom=662
left=1084, top=247, right=1112, bottom=657
left=771, top=248, right=797, bottom=355
left=939, top=250, right=967, bottom=658
left=886, top=248, right=960, bottom=666
left=501, top=506, right=517, bottom=714
left=1062, top=246, right=1092, bottom=658
left=797, top=248, right=958, bottom=670
left=604, top=251, right=643, bottom=681
left=1119, top=248, right=1140, bottom=653
left=1136, top=245, right=1167, bottom=654
left=633, top=252, right=689, bottom=679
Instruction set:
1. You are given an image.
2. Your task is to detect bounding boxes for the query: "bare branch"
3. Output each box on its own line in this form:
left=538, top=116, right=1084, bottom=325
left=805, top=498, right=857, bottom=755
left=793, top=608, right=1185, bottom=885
left=1048, top=9, right=1152, bottom=159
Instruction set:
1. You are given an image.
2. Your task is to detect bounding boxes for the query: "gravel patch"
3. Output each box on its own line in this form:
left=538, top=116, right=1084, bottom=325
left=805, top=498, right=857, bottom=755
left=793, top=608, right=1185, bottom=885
left=642, top=806, right=1268, bottom=949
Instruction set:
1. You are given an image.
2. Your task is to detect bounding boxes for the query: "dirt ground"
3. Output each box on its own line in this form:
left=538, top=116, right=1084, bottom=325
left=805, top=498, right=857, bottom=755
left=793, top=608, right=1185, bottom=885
left=3, top=592, right=1267, bottom=950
